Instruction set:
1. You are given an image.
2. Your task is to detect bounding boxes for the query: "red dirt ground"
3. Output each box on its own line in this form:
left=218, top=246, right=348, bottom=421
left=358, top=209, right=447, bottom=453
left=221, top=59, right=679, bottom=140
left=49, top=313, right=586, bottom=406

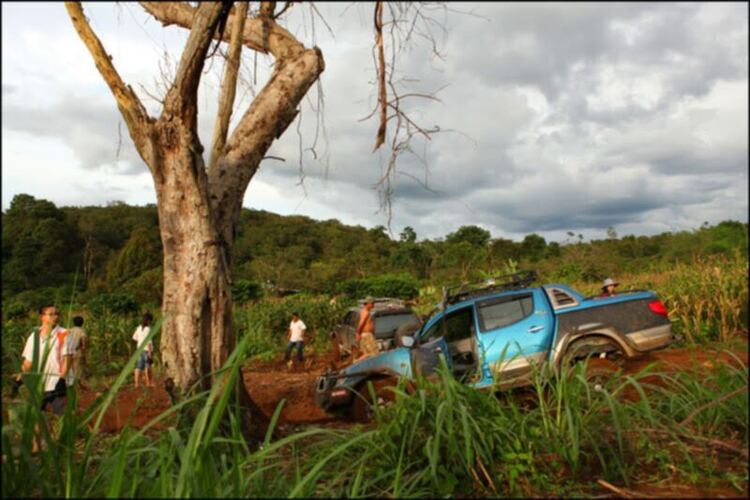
left=74, top=338, right=748, bottom=434
left=74, top=349, right=348, bottom=433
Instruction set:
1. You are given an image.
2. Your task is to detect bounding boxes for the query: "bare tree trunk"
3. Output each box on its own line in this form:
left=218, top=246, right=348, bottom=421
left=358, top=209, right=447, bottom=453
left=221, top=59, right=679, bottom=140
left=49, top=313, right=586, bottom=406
left=66, top=1, right=323, bottom=442
left=152, top=123, right=270, bottom=439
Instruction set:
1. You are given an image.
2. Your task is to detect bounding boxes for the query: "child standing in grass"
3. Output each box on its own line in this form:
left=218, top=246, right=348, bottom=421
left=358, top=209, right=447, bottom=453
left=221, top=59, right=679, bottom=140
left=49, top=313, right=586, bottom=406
left=132, top=313, right=154, bottom=388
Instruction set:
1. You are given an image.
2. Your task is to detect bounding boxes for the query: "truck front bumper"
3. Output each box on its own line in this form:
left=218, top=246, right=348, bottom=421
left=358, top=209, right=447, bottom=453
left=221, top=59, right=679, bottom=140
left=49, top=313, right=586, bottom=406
left=315, top=372, right=352, bottom=411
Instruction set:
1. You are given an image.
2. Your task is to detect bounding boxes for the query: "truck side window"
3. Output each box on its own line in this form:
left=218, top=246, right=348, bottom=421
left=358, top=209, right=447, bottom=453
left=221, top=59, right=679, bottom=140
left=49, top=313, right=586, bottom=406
left=421, top=320, right=442, bottom=342
left=477, top=294, right=534, bottom=332
left=421, top=307, right=474, bottom=343
left=442, top=307, right=474, bottom=344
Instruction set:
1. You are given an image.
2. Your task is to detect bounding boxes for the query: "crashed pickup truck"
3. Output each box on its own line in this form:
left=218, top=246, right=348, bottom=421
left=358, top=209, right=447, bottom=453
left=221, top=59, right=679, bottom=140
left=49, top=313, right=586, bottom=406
left=315, top=270, right=674, bottom=419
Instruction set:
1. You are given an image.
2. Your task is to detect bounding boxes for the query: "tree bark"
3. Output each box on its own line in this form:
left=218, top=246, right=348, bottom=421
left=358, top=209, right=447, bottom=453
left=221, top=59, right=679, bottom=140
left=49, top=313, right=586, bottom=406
left=66, top=1, right=324, bottom=441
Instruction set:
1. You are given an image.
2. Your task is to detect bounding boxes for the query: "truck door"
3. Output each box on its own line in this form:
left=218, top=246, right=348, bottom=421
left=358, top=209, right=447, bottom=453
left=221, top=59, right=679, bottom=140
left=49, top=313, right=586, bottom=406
left=419, top=305, right=478, bottom=381
left=474, top=289, right=554, bottom=381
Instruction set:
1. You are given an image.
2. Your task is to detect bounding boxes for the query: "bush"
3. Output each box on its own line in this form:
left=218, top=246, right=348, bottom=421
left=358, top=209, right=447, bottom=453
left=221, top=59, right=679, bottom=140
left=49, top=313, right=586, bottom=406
left=337, top=273, right=419, bottom=300
left=5, top=286, right=81, bottom=314
left=3, top=303, right=29, bottom=321
left=235, top=295, right=350, bottom=356
left=88, top=292, right=139, bottom=315
left=121, top=267, right=163, bottom=306
left=232, top=279, right=263, bottom=304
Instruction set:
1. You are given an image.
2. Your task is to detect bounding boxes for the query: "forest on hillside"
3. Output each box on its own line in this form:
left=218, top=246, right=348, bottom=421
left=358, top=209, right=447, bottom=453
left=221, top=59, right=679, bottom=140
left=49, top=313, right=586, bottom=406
left=2, top=193, right=748, bottom=314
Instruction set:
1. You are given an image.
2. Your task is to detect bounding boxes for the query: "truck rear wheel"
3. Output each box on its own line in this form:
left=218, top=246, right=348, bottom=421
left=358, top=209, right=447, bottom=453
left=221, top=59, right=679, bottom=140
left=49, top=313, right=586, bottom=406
left=563, top=336, right=626, bottom=382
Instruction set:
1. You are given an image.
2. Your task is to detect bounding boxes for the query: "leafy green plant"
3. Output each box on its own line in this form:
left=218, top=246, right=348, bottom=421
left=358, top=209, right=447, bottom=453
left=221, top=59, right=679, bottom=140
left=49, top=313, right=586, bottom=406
left=88, top=292, right=139, bottom=316
left=338, top=273, right=420, bottom=300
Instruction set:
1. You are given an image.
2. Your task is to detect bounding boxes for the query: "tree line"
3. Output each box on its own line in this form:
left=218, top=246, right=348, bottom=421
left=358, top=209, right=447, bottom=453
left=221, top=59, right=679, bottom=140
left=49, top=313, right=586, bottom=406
left=3, top=193, right=747, bottom=313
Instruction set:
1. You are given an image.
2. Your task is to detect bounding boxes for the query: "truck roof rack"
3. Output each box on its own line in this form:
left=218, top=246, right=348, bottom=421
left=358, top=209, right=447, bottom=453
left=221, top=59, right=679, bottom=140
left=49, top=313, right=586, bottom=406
left=443, top=270, right=538, bottom=306
left=356, top=297, right=406, bottom=307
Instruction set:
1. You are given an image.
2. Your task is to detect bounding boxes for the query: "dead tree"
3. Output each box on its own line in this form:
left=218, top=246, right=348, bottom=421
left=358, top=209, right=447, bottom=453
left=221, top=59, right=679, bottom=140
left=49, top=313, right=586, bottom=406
left=66, top=0, right=447, bottom=439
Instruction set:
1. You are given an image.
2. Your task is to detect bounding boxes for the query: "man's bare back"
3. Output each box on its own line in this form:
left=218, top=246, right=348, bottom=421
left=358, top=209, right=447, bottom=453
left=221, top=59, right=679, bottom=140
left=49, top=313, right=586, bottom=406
left=355, top=298, right=378, bottom=360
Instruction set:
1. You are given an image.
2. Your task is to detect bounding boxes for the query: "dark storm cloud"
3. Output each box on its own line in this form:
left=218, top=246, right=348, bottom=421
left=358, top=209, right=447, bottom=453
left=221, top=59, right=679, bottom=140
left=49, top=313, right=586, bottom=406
left=452, top=3, right=746, bottom=103
left=1, top=2, right=746, bottom=242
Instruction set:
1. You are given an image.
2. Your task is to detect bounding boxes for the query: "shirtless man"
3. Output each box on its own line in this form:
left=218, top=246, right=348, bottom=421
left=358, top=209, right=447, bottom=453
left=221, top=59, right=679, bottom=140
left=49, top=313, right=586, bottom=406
left=355, top=297, right=379, bottom=361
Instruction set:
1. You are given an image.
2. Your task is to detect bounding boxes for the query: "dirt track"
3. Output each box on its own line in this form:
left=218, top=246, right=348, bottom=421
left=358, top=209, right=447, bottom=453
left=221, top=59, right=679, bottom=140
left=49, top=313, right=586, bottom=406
left=75, top=338, right=748, bottom=433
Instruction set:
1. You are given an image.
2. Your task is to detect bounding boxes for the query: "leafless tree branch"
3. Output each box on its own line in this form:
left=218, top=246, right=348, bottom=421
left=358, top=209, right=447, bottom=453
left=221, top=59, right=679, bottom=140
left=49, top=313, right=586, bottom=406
left=372, top=1, right=387, bottom=152
left=209, top=1, right=249, bottom=171
left=161, top=2, right=227, bottom=126
left=65, top=2, right=154, bottom=159
left=139, top=1, right=305, bottom=60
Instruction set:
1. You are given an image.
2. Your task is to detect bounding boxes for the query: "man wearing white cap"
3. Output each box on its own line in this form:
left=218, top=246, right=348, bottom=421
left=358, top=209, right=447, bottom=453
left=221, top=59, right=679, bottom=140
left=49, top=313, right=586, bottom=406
left=600, top=278, right=619, bottom=297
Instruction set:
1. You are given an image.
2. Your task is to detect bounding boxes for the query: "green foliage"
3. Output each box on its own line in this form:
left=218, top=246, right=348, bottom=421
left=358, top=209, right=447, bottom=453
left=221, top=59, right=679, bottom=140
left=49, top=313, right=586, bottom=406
left=2, top=196, right=747, bottom=342
left=399, top=226, right=417, bottom=243
left=521, top=233, right=547, bottom=262
left=489, top=238, right=521, bottom=265
left=106, top=226, right=162, bottom=286
left=445, top=225, right=491, bottom=247
left=3, top=303, right=29, bottom=321
left=338, top=273, right=420, bottom=300
left=235, top=295, right=349, bottom=357
left=88, top=292, right=140, bottom=316
left=231, top=279, right=263, bottom=305
left=2, top=194, right=82, bottom=298
left=120, top=267, right=163, bottom=306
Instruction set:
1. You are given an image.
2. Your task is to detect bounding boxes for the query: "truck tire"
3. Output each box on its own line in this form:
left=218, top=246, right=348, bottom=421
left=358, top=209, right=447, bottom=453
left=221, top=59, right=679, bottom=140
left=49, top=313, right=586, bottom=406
left=563, top=336, right=626, bottom=382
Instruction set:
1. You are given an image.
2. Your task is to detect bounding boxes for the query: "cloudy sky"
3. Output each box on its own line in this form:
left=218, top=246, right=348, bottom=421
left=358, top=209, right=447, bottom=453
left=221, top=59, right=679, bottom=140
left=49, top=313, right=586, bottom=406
left=2, top=2, right=748, bottom=243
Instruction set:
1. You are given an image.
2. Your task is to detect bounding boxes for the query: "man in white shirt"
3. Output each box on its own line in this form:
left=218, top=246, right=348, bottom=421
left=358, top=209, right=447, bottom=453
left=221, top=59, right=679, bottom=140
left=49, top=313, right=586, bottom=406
left=132, top=312, right=155, bottom=388
left=284, top=312, right=307, bottom=368
left=21, top=304, right=75, bottom=415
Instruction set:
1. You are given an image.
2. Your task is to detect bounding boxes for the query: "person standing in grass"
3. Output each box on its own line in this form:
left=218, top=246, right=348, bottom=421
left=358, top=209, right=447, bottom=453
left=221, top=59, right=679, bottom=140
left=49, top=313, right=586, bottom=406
left=19, top=304, right=75, bottom=452
left=132, top=312, right=154, bottom=388
left=284, top=312, right=307, bottom=368
left=20, top=305, right=75, bottom=413
left=69, top=315, right=88, bottom=387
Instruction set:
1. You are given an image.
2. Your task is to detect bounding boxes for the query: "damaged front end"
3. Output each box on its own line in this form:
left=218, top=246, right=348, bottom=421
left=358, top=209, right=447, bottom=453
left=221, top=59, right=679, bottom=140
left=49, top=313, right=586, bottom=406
left=315, top=338, right=451, bottom=414
left=315, top=369, right=358, bottom=411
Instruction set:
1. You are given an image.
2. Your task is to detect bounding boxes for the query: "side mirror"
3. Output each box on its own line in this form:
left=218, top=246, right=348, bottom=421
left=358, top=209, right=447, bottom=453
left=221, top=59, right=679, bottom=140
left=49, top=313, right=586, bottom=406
left=400, top=336, right=415, bottom=348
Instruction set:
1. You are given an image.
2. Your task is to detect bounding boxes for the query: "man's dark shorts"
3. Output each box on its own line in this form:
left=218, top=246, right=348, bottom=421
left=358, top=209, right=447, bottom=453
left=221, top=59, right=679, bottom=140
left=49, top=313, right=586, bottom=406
left=41, top=378, right=67, bottom=415
left=136, top=351, right=151, bottom=370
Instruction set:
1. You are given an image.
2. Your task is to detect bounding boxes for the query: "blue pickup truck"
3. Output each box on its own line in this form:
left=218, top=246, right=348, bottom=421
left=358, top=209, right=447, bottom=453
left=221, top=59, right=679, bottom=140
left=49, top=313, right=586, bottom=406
left=315, top=271, right=674, bottom=420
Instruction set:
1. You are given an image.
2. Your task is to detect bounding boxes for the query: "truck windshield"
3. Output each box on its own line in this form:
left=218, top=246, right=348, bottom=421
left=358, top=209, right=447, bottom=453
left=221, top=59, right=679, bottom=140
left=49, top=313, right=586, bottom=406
left=374, top=313, right=419, bottom=336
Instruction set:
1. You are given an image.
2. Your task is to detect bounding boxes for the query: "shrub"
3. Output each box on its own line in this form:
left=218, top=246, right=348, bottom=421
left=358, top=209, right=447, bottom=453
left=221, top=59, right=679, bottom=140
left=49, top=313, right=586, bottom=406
left=3, top=303, right=29, bottom=321
left=88, top=292, right=139, bottom=315
left=338, top=273, right=419, bottom=300
left=232, top=279, right=263, bottom=304
left=235, top=295, right=349, bottom=356
left=121, top=267, right=163, bottom=306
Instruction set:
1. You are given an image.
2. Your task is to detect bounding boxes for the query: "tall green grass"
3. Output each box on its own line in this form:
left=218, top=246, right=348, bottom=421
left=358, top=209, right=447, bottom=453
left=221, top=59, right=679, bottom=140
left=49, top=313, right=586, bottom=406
left=270, top=355, right=747, bottom=497
left=3, top=338, right=747, bottom=497
left=3, top=259, right=748, bottom=497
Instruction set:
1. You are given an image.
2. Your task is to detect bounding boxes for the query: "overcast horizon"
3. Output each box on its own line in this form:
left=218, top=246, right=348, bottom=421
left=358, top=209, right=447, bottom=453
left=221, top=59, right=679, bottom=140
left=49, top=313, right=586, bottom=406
left=2, top=2, right=748, bottom=244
